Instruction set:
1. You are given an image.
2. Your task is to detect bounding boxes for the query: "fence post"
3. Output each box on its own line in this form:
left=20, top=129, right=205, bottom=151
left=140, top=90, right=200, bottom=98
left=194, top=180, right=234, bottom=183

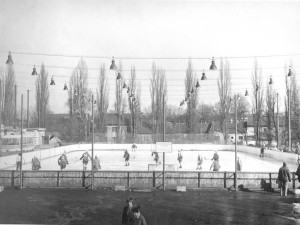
left=21, top=172, right=24, bottom=188
left=127, top=172, right=130, bottom=188
left=198, top=172, right=200, bottom=188
left=11, top=171, right=15, bottom=187
left=269, top=173, right=272, bottom=189
left=224, top=172, right=227, bottom=189
left=293, top=172, right=295, bottom=189
left=153, top=172, right=156, bottom=188
left=82, top=171, right=85, bottom=188
left=57, top=171, right=60, bottom=187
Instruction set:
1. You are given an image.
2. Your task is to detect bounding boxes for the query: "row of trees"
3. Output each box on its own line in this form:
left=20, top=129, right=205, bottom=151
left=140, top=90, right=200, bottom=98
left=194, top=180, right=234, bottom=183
left=1, top=56, right=298, bottom=146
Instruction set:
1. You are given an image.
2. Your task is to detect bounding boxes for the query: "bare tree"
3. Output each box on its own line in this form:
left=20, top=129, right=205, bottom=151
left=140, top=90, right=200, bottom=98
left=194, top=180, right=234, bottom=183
left=284, top=62, right=299, bottom=148
left=127, top=66, right=141, bottom=141
left=2, top=63, right=16, bottom=126
left=251, top=59, right=264, bottom=145
left=96, top=64, right=109, bottom=133
left=114, top=61, right=124, bottom=143
left=216, top=58, right=231, bottom=143
left=35, top=63, right=50, bottom=128
left=66, top=58, right=89, bottom=142
left=150, top=62, right=167, bottom=141
left=184, top=60, right=198, bottom=133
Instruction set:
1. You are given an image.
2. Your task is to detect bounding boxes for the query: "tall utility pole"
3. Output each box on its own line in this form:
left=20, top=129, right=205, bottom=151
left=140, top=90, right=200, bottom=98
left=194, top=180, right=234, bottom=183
left=20, top=94, right=23, bottom=190
left=276, top=93, right=279, bottom=148
left=234, top=94, right=238, bottom=192
left=288, top=85, right=291, bottom=152
left=162, top=94, right=165, bottom=191
left=14, top=85, right=17, bottom=129
left=91, top=94, right=94, bottom=190
left=256, top=83, right=259, bottom=146
left=27, top=90, right=29, bottom=129
left=0, top=79, right=2, bottom=154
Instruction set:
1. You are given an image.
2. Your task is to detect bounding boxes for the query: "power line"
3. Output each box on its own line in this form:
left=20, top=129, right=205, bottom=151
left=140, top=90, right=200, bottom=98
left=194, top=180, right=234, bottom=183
left=1, top=50, right=300, bottom=60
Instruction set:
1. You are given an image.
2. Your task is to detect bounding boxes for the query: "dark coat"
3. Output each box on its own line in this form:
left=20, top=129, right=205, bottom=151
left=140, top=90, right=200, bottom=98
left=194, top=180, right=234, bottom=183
left=122, top=206, right=133, bottom=225
left=278, top=165, right=291, bottom=183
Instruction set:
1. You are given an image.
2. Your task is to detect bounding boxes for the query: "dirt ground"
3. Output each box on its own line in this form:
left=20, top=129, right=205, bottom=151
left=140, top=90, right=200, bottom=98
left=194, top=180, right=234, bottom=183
left=0, top=187, right=300, bottom=225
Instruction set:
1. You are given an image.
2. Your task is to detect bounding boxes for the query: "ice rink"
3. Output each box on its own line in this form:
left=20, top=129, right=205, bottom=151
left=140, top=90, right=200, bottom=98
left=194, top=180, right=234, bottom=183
left=2, top=149, right=298, bottom=172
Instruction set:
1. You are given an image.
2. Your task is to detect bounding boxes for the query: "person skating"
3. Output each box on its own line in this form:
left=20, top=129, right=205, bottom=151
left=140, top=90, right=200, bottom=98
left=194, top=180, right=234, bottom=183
left=122, top=197, right=134, bottom=225
left=16, top=153, right=25, bottom=170
left=131, top=143, right=137, bottom=159
left=153, top=152, right=160, bottom=165
left=58, top=152, right=68, bottom=170
left=211, top=151, right=219, bottom=161
left=210, top=160, right=221, bottom=171
left=277, top=161, right=291, bottom=196
left=237, top=157, right=242, bottom=172
left=80, top=151, right=91, bottom=171
left=31, top=156, right=41, bottom=170
left=196, top=154, right=203, bottom=170
left=123, top=150, right=130, bottom=166
left=296, top=160, right=300, bottom=188
left=93, top=155, right=101, bottom=170
left=177, top=150, right=183, bottom=169
left=260, top=144, right=265, bottom=157
left=132, top=205, right=147, bottom=225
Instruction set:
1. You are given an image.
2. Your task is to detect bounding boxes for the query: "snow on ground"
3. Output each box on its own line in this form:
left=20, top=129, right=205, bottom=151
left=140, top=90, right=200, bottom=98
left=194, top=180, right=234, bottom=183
left=2, top=149, right=297, bottom=172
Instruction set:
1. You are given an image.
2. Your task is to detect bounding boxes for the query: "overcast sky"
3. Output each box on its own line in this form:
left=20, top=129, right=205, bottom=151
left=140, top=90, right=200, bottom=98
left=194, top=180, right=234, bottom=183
left=0, top=0, right=300, bottom=114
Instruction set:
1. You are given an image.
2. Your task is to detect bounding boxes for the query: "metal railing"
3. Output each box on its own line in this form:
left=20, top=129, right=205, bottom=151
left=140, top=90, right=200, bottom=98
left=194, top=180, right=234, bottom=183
left=0, top=170, right=294, bottom=190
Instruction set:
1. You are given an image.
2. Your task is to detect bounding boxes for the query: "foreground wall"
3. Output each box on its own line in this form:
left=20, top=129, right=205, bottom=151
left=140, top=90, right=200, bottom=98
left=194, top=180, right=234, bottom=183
left=0, top=170, right=297, bottom=190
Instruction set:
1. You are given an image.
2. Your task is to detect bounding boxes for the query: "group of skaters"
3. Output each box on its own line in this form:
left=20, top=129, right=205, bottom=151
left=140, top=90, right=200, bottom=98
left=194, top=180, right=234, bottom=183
left=122, top=197, right=147, bottom=225
left=15, top=153, right=41, bottom=171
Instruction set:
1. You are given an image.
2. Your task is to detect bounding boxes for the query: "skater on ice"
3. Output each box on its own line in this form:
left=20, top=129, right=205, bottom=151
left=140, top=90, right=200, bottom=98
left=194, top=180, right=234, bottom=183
left=31, top=156, right=41, bottom=170
left=16, top=153, right=25, bottom=170
left=153, top=152, right=160, bottom=165
left=177, top=150, right=183, bottom=169
left=237, top=157, right=242, bottom=172
left=58, top=152, right=68, bottom=170
left=80, top=151, right=92, bottom=170
left=93, top=155, right=101, bottom=170
left=123, top=150, right=130, bottom=166
left=131, top=143, right=137, bottom=158
left=196, top=154, right=203, bottom=170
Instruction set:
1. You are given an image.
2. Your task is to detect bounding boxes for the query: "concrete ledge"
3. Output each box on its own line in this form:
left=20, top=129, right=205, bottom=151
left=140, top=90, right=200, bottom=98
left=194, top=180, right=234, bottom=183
left=177, top=186, right=186, bottom=192
left=114, top=186, right=126, bottom=191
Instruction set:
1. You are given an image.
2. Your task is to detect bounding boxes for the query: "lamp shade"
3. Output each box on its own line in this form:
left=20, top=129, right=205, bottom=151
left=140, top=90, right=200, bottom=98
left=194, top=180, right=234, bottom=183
left=288, top=66, right=293, bottom=77
left=201, top=70, right=207, bottom=80
left=117, top=72, right=122, bottom=80
left=6, top=51, right=13, bottom=65
left=63, top=82, right=68, bottom=90
left=110, top=57, right=117, bottom=70
left=50, top=76, right=55, bottom=85
left=190, top=87, right=194, bottom=94
left=31, top=66, right=37, bottom=75
left=269, top=76, right=273, bottom=85
left=209, top=57, right=217, bottom=70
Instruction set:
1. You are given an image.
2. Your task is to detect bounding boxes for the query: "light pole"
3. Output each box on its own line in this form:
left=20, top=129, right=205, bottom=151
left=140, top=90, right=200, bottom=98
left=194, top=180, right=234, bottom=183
left=287, top=66, right=293, bottom=152
left=255, top=82, right=259, bottom=146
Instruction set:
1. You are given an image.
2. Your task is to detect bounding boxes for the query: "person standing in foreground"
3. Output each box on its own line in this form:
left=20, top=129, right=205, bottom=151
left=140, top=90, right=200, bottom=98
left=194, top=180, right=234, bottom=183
left=122, top=197, right=134, bottom=225
left=277, top=161, right=291, bottom=196
left=296, top=159, right=300, bottom=188
left=132, top=205, right=147, bottom=225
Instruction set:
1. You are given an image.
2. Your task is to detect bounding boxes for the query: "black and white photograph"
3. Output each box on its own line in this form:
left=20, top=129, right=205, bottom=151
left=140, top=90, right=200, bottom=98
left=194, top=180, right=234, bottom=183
left=0, top=0, right=300, bottom=224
